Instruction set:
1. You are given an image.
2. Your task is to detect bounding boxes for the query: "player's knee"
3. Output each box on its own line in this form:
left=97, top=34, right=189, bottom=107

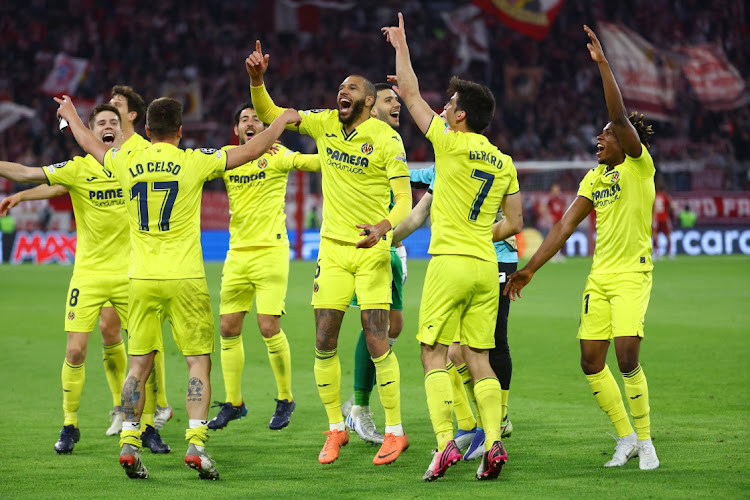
left=220, top=316, right=243, bottom=338
left=66, top=343, right=87, bottom=365
left=616, top=355, right=639, bottom=374
left=257, top=315, right=281, bottom=338
left=580, top=356, right=604, bottom=375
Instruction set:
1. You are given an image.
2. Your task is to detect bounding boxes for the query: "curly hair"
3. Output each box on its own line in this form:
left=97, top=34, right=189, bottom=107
left=628, top=111, right=654, bottom=149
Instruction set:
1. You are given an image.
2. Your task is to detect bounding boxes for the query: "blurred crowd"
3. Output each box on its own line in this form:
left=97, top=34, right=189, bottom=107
left=1, top=0, right=748, bottom=196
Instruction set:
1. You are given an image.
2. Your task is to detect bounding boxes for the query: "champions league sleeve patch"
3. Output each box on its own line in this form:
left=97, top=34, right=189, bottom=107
left=302, top=109, right=326, bottom=115
left=46, top=160, right=69, bottom=173
left=198, top=148, right=219, bottom=156
left=395, top=152, right=407, bottom=163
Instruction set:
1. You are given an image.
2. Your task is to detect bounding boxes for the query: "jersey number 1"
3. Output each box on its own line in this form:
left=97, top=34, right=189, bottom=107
left=131, top=181, right=179, bottom=231
left=469, top=169, right=495, bottom=221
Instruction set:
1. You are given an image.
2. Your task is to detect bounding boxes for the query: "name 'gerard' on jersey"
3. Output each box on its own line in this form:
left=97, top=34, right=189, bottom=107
left=469, top=150, right=503, bottom=168
left=128, top=161, right=182, bottom=178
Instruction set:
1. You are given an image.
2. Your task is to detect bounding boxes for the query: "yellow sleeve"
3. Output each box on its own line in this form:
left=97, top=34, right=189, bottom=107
left=293, top=153, right=321, bottom=172
left=250, top=83, right=287, bottom=124
left=385, top=176, right=412, bottom=229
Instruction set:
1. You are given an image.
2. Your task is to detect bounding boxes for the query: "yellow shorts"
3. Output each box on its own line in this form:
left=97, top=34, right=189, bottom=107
left=577, top=272, right=652, bottom=340
left=128, top=278, right=215, bottom=356
left=220, top=246, right=289, bottom=316
left=312, top=237, right=392, bottom=311
left=64, top=274, right=128, bottom=332
left=417, top=255, right=499, bottom=349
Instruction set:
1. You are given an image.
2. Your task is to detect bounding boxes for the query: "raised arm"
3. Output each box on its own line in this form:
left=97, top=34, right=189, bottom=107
left=247, top=40, right=300, bottom=131
left=382, top=13, right=436, bottom=134
left=54, top=95, right=109, bottom=165
left=226, top=109, right=301, bottom=169
left=492, top=192, right=523, bottom=242
left=293, top=153, right=321, bottom=172
left=0, top=184, right=69, bottom=216
left=0, top=162, right=48, bottom=184
left=504, top=196, right=593, bottom=300
left=585, top=25, right=641, bottom=157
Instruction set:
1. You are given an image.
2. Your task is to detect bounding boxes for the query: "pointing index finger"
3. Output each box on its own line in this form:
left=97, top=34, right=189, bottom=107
left=256, top=39, right=262, bottom=54
left=398, top=12, right=404, bottom=29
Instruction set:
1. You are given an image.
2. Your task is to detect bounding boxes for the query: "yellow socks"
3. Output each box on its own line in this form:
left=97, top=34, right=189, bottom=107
left=62, top=360, right=85, bottom=427
left=141, top=370, right=157, bottom=428
left=447, top=362, right=476, bottom=431
left=154, top=349, right=168, bottom=408
left=220, top=334, right=244, bottom=406
left=372, top=348, right=401, bottom=427
left=186, top=423, right=209, bottom=446
left=623, top=365, right=651, bottom=440
left=424, top=369, right=453, bottom=451
left=501, top=389, right=510, bottom=421
left=586, top=364, right=633, bottom=438
left=314, top=348, right=342, bottom=424
left=457, top=363, right=480, bottom=427
left=264, top=330, right=293, bottom=402
left=102, top=341, right=126, bottom=408
left=474, top=377, right=502, bottom=448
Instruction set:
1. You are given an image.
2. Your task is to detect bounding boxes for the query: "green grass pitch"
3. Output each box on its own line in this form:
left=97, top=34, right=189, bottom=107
left=0, top=256, right=748, bottom=499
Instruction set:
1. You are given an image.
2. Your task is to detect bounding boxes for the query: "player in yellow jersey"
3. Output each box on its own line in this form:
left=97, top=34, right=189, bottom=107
left=383, top=13, right=522, bottom=481
left=341, top=83, right=409, bottom=446
left=110, top=85, right=174, bottom=430
left=504, top=26, right=659, bottom=471
left=2, top=86, right=172, bottom=444
left=247, top=40, right=412, bottom=466
left=206, top=102, right=319, bottom=432
left=56, top=93, right=301, bottom=480
left=0, top=104, right=167, bottom=453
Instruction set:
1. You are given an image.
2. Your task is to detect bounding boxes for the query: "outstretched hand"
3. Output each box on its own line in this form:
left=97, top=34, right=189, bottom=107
left=584, top=25, right=606, bottom=63
left=503, top=268, right=534, bottom=301
left=381, top=12, right=407, bottom=50
left=53, top=95, right=78, bottom=124
left=0, top=194, right=20, bottom=216
left=246, top=40, right=270, bottom=84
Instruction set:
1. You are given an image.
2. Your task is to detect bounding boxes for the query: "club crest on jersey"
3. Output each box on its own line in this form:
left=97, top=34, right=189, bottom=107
left=361, top=143, right=373, bottom=155
left=313, top=282, right=319, bottom=293
left=606, top=170, right=620, bottom=183
left=68, top=311, right=75, bottom=320
left=258, top=158, right=268, bottom=169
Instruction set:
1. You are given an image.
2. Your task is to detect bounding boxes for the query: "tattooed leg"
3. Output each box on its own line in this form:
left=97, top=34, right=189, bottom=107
left=185, top=354, right=211, bottom=420
left=362, top=308, right=390, bottom=358
left=120, top=352, right=155, bottom=421
left=314, top=308, right=344, bottom=351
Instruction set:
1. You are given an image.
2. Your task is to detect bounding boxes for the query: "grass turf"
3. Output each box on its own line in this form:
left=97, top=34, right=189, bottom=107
left=0, top=255, right=748, bottom=498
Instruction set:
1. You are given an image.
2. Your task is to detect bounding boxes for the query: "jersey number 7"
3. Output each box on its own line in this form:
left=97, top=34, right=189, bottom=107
left=131, top=181, right=179, bottom=231
left=469, top=169, right=495, bottom=221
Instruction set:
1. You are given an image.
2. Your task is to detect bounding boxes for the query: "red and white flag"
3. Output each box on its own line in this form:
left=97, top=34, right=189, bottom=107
left=442, top=4, right=490, bottom=74
left=274, top=0, right=354, bottom=34
left=596, top=22, right=679, bottom=121
left=677, top=44, right=747, bottom=111
left=40, top=53, right=89, bottom=96
left=473, top=0, right=565, bottom=41
left=0, top=101, right=35, bottom=134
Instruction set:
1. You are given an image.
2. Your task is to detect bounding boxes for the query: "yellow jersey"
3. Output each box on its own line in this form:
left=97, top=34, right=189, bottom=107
left=211, top=145, right=317, bottom=249
left=123, top=132, right=150, bottom=150
left=103, top=143, right=227, bottom=279
left=42, top=155, right=129, bottom=276
left=425, top=115, right=519, bottom=262
left=577, top=144, right=655, bottom=273
left=298, top=109, right=409, bottom=248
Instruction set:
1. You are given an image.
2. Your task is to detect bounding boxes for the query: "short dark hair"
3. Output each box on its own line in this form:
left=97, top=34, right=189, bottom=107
left=111, top=85, right=146, bottom=126
left=234, top=101, right=254, bottom=127
left=628, top=111, right=655, bottom=149
left=88, top=103, right=121, bottom=129
left=374, top=83, right=394, bottom=93
left=447, top=76, right=496, bottom=133
left=146, top=97, right=182, bottom=140
left=350, top=75, right=376, bottom=103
